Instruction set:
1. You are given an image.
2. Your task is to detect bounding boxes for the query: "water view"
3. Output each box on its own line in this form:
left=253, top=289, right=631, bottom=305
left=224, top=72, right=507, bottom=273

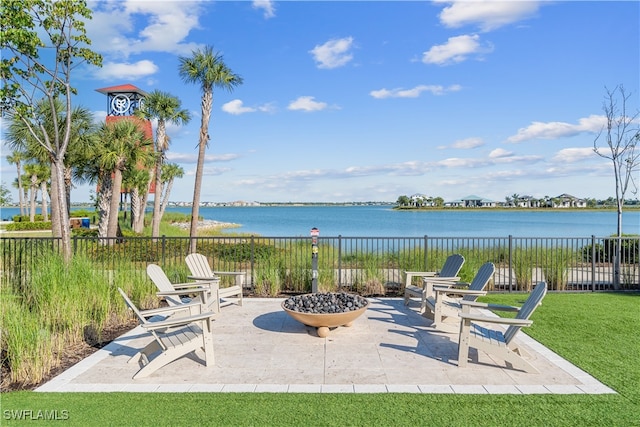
left=2, top=205, right=638, bottom=237
left=163, top=205, right=637, bottom=238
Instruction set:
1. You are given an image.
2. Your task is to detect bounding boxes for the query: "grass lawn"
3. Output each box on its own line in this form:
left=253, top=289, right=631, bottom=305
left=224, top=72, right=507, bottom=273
left=2, top=292, right=639, bottom=426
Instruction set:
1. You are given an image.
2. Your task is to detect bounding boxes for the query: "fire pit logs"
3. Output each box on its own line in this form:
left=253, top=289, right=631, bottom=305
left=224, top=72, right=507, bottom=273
left=281, top=292, right=369, bottom=337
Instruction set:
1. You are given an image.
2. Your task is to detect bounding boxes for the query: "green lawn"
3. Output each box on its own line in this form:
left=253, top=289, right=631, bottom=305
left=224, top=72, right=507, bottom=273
left=2, top=292, right=639, bottom=426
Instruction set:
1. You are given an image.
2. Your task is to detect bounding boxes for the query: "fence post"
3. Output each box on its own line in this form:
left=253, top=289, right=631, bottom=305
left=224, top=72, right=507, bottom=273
left=250, top=235, right=255, bottom=289
left=161, top=235, right=166, bottom=265
left=424, top=235, right=428, bottom=270
left=591, top=235, right=596, bottom=292
left=508, top=235, right=513, bottom=292
left=338, top=235, right=342, bottom=288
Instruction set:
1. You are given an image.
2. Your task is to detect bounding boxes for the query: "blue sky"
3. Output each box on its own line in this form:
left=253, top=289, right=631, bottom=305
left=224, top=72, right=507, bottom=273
left=2, top=0, right=639, bottom=204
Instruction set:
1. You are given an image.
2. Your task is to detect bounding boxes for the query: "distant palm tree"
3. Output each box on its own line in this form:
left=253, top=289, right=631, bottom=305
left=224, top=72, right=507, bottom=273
left=135, top=90, right=191, bottom=239
left=123, top=168, right=151, bottom=234
left=159, top=162, right=184, bottom=218
left=93, top=120, right=153, bottom=243
left=178, top=45, right=243, bottom=253
left=6, top=150, right=26, bottom=216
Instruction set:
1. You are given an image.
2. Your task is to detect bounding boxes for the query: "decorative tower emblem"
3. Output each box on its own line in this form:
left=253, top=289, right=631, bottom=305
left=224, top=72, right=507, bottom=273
left=96, top=83, right=147, bottom=117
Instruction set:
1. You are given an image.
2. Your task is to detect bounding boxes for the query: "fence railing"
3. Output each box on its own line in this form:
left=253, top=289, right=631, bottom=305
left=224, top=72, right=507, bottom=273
left=1, top=235, right=638, bottom=294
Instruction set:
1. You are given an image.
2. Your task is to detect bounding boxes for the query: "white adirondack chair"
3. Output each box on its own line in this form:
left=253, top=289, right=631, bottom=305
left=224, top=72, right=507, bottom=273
left=403, top=254, right=465, bottom=309
left=457, top=281, right=547, bottom=373
left=118, top=288, right=216, bottom=379
left=146, top=263, right=217, bottom=313
left=423, top=262, right=495, bottom=332
left=185, top=253, right=243, bottom=311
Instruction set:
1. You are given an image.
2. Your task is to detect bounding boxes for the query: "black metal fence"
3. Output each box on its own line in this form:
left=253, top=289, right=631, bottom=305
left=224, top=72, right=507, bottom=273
left=1, top=235, right=638, bottom=294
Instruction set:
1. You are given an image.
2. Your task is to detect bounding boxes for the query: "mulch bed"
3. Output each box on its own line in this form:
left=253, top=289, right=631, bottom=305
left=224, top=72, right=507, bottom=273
left=1, top=319, right=138, bottom=393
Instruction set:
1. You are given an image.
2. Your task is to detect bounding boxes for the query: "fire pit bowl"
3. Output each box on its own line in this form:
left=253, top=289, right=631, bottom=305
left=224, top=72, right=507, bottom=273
left=281, top=292, right=369, bottom=337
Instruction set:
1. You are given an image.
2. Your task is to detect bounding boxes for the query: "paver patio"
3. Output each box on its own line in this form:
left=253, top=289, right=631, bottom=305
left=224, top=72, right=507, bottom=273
left=36, top=298, right=616, bottom=394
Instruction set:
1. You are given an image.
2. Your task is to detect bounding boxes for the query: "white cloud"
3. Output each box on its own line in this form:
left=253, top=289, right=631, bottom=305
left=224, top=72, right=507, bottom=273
left=422, top=34, right=493, bottom=65
left=88, top=1, right=204, bottom=58
left=435, top=0, right=542, bottom=32
left=370, top=84, right=461, bottom=99
left=507, top=115, right=606, bottom=143
left=222, top=100, right=256, bottom=115
left=167, top=153, right=240, bottom=163
left=94, top=60, right=159, bottom=80
left=287, top=96, right=328, bottom=112
left=489, top=148, right=512, bottom=158
left=309, top=37, right=354, bottom=69
left=451, top=137, right=484, bottom=149
left=552, top=148, right=597, bottom=163
left=252, top=0, right=276, bottom=19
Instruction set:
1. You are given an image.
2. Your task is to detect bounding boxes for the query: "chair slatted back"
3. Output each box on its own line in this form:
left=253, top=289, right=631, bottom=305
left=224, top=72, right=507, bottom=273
left=439, top=254, right=465, bottom=278
left=504, top=282, right=547, bottom=344
left=146, top=264, right=184, bottom=306
left=185, top=253, right=215, bottom=278
left=462, top=262, right=495, bottom=302
left=118, top=287, right=147, bottom=324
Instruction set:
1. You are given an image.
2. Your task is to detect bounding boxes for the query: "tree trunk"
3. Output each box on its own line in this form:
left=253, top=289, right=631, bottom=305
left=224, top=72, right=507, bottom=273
left=40, top=181, right=49, bottom=222
left=49, top=165, right=61, bottom=237
left=51, top=159, right=71, bottom=261
left=189, top=89, right=213, bottom=254
left=130, top=187, right=144, bottom=234
left=29, top=175, right=36, bottom=222
left=159, top=179, right=174, bottom=218
left=151, top=156, right=163, bottom=241
left=97, top=174, right=112, bottom=244
left=16, top=162, right=25, bottom=217
left=64, top=166, right=72, bottom=217
left=107, top=168, right=124, bottom=244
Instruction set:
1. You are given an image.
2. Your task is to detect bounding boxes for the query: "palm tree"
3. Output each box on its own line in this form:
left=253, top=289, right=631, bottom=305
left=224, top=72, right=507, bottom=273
left=135, top=90, right=191, bottom=239
left=159, top=162, right=184, bottom=218
left=123, top=168, right=151, bottom=234
left=178, top=45, right=243, bottom=253
left=23, top=163, right=50, bottom=222
left=93, top=120, right=153, bottom=243
left=6, top=150, right=26, bottom=216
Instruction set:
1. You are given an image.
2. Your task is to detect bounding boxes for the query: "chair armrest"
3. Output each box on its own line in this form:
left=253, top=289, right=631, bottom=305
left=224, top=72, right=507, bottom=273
left=425, top=279, right=465, bottom=289
left=460, top=300, right=520, bottom=312
left=434, top=288, right=487, bottom=296
left=172, top=281, right=215, bottom=290
left=142, top=311, right=217, bottom=330
left=138, top=302, right=204, bottom=317
left=156, top=287, right=209, bottom=297
left=459, top=312, right=533, bottom=327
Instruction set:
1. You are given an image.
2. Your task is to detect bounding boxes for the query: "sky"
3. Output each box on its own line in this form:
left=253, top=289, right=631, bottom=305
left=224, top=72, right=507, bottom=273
left=1, top=0, right=639, bottom=204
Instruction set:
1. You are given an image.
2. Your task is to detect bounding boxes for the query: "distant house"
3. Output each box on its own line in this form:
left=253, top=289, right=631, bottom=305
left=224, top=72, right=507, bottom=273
left=515, top=195, right=542, bottom=208
left=446, top=195, right=497, bottom=208
left=553, top=194, right=586, bottom=208
left=410, top=193, right=436, bottom=207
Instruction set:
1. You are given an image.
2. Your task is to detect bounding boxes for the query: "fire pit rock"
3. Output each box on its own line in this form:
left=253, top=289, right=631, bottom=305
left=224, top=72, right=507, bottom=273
left=281, top=292, right=369, bottom=337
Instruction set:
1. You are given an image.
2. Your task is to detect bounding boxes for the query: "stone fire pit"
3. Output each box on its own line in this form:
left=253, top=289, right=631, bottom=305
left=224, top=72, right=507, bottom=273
left=281, top=292, right=369, bottom=337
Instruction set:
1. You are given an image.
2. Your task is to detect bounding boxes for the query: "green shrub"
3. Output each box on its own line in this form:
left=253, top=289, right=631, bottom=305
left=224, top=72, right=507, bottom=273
left=12, top=214, right=44, bottom=222
left=6, top=221, right=52, bottom=231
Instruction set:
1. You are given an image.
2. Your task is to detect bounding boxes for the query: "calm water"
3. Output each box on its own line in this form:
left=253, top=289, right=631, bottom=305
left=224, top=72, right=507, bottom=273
left=2, top=205, right=638, bottom=237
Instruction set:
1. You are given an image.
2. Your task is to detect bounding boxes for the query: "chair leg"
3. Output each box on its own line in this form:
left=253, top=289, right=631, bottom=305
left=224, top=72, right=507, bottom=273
left=457, top=319, right=471, bottom=368
left=201, top=319, right=215, bottom=367
left=132, top=341, right=200, bottom=379
left=129, top=341, right=161, bottom=365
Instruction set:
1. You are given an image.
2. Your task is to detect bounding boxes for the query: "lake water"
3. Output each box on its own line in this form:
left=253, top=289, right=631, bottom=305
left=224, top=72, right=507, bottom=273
left=2, top=205, right=638, bottom=237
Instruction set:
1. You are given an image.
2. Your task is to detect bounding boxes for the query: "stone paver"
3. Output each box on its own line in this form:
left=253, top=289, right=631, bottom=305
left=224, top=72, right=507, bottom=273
left=35, top=298, right=616, bottom=394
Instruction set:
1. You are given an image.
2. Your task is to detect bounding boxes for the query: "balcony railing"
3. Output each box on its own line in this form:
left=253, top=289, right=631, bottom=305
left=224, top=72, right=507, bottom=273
left=2, top=235, right=638, bottom=294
